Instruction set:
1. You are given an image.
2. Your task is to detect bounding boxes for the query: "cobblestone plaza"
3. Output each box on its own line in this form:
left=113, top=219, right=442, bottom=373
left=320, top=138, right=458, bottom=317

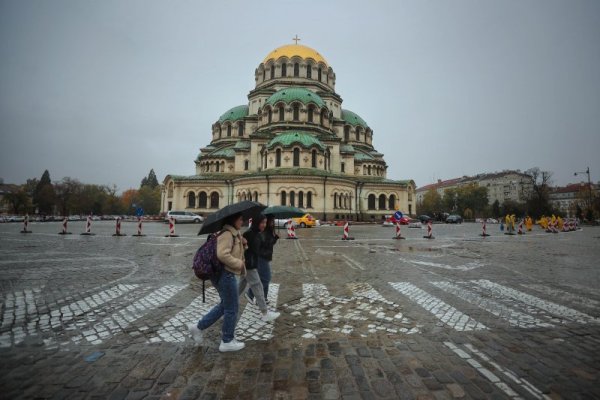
left=1, top=221, right=599, bottom=399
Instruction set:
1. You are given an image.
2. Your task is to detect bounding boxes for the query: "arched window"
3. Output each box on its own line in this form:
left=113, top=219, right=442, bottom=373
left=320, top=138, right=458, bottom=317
left=276, top=149, right=281, bottom=167
left=339, top=194, right=343, bottom=209
left=379, top=194, right=387, bottom=210
left=199, top=192, right=207, bottom=208
left=368, top=165, right=372, bottom=175
left=290, top=191, right=295, bottom=207
left=320, top=110, right=324, bottom=125
left=168, top=182, right=174, bottom=197
left=270, top=64, right=274, bottom=79
left=307, top=107, right=313, bottom=123
left=344, top=126, right=350, bottom=142
left=227, top=125, right=231, bottom=137
left=311, top=149, right=317, bottom=168
left=388, top=195, right=396, bottom=210
left=215, top=163, right=220, bottom=172
left=307, top=192, right=313, bottom=208
left=218, top=126, right=222, bottom=138
left=279, top=106, right=284, bottom=121
left=318, top=67, right=322, bottom=82
left=281, top=63, right=287, bottom=77
left=298, top=191, right=304, bottom=208
left=294, top=63, right=299, bottom=77
left=355, top=128, right=360, bottom=141
left=253, top=191, right=258, bottom=202
left=262, top=69, right=265, bottom=81
left=238, top=122, right=244, bottom=136
left=280, top=191, right=287, bottom=206
left=210, top=192, right=219, bottom=209
left=341, top=162, right=345, bottom=173
left=293, top=148, right=300, bottom=167
left=263, top=151, right=268, bottom=169
left=334, top=193, right=338, bottom=209
left=307, top=64, right=312, bottom=79
left=368, top=194, right=376, bottom=210
left=268, top=109, right=272, bottom=124
left=293, top=104, right=299, bottom=121
left=244, top=160, right=249, bottom=170
left=187, top=192, right=195, bottom=208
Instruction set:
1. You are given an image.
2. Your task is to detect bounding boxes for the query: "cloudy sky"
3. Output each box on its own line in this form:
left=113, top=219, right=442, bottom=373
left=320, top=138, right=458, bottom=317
left=1, top=0, right=599, bottom=191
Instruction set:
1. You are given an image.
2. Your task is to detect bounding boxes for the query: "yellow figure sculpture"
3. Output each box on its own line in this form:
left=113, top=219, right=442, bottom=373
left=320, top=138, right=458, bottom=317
left=526, top=216, right=533, bottom=231
left=557, top=216, right=564, bottom=231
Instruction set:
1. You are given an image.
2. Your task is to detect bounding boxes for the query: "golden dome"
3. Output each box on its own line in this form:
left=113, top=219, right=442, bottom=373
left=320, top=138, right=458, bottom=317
left=263, top=44, right=328, bottom=67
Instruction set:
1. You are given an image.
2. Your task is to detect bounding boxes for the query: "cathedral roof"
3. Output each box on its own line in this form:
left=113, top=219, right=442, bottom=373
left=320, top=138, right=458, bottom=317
left=354, top=151, right=375, bottom=161
left=263, top=44, right=328, bottom=67
left=267, top=131, right=326, bottom=151
left=218, top=105, right=249, bottom=123
left=342, top=109, right=369, bottom=128
left=266, top=88, right=325, bottom=108
left=210, top=146, right=235, bottom=159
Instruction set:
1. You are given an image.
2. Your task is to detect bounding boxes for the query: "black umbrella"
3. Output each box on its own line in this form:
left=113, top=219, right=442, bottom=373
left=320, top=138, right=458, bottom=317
left=263, top=205, right=306, bottom=219
left=198, top=200, right=266, bottom=235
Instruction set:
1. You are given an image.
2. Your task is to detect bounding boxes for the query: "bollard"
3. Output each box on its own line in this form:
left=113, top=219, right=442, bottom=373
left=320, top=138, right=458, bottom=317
left=517, top=221, right=524, bottom=235
left=341, top=221, right=355, bottom=240
left=423, top=221, right=434, bottom=239
left=393, top=221, right=405, bottom=240
left=480, top=221, right=490, bottom=237
left=58, top=217, right=72, bottom=235
left=132, top=216, right=146, bottom=237
left=112, top=217, right=126, bottom=236
left=286, top=219, right=298, bottom=239
left=165, top=216, right=179, bottom=237
left=81, top=215, right=95, bottom=236
left=21, top=214, right=32, bottom=233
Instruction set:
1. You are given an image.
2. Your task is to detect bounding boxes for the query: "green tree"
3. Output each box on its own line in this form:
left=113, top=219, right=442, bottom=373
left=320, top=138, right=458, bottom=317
left=141, top=169, right=159, bottom=189
left=137, top=185, right=161, bottom=215
left=54, top=178, right=82, bottom=216
left=419, top=189, right=442, bottom=216
left=33, top=170, right=55, bottom=214
left=3, top=187, right=32, bottom=214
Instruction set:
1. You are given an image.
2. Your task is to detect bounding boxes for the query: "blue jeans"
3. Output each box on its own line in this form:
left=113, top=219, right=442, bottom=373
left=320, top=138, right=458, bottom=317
left=197, top=270, right=238, bottom=343
left=249, top=257, right=271, bottom=301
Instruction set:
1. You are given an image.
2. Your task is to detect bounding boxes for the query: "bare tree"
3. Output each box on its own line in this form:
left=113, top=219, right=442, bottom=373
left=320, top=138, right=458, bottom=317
left=524, top=167, right=554, bottom=217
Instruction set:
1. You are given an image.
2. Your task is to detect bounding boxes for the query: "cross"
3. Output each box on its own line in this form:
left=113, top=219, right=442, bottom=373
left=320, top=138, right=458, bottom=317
left=292, top=35, right=301, bottom=45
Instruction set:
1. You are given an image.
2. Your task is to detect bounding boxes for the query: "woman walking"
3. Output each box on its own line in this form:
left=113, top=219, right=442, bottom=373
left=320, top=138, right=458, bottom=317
left=240, top=214, right=280, bottom=322
left=248, top=215, right=279, bottom=302
left=189, top=213, right=246, bottom=352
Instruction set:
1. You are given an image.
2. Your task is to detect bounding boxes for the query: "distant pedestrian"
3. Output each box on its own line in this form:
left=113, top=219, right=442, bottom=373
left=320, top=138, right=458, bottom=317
left=248, top=215, right=279, bottom=302
left=240, top=214, right=280, bottom=322
left=189, top=213, right=247, bottom=352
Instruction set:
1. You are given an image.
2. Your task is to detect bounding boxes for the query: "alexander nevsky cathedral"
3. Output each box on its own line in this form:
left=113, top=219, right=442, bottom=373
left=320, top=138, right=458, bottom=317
left=162, top=41, right=416, bottom=221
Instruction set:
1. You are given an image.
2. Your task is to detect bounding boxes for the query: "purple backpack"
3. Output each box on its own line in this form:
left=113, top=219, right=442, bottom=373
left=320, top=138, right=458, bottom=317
left=192, top=231, right=226, bottom=302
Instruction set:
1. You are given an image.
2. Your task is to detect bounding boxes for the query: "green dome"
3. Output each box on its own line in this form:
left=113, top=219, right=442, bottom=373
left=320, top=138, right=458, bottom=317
left=267, top=131, right=325, bottom=150
left=218, top=105, right=249, bottom=123
left=209, top=146, right=235, bottom=159
left=265, top=88, right=325, bottom=108
left=354, top=151, right=374, bottom=161
left=342, top=109, right=368, bottom=128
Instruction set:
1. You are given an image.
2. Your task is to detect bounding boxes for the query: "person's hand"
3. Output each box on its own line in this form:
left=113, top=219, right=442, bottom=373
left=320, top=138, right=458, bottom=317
left=242, top=237, right=248, bottom=246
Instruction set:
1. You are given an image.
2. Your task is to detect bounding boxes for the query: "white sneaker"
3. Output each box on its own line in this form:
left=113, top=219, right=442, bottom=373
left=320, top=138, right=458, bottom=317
left=244, top=292, right=255, bottom=305
left=219, top=339, right=245, bottom=352
left=188, top=323, right=203, bottom=344
left=261, top=310, right=280, bottom=322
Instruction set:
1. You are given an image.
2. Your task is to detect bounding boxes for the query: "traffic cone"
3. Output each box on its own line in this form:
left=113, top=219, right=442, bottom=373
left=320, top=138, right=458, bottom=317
left=393, top=221, right=405, bottom=239
left=20, top=214, right=32, bottom=233
left=341, top=221, right=355, bottom=240
left=423, top=221, right=434, bottom=239
left=165, top=216, right=179, bottom=237
left=132, top=216, right=146, bottom=237
left=112, top=216, right=126, bottom=236
left=286, top=219, right=297, bottom=239
left=81, top=215, right=95, bottom=236
left=58, top=217, right=72, bottom=235
left=480, top=221, right=490, bottom=237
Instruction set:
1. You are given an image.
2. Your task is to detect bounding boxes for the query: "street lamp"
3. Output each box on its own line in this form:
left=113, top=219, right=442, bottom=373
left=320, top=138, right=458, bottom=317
left=574, top=167, right=592, bottom=219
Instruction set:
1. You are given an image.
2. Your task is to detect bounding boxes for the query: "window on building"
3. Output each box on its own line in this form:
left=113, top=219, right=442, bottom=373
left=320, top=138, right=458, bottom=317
left=341, top=162, right=345, bottom=173
left=311, top=149, right=317, bottom=168
left=227, top=125, right=231, bottom=137
left=307, top=191, right=313, bottom=208
left=388, top=195, right=396, bottom=210
left=290, top=191, right=295, bottom=207
left=368, top=165, right=372, bottom=175
left=298, top=191, right=304, bottom=208
left=199, top=192, right=207, bottom=208
left=294, top=63, right=299, bottom=77
left=187, top=192, right=195, bottom=208
left=168, top=182, right=174, bottom=197
left=344, top=126, right=350, bottom=142
left=210, top=192, right=219, bottom=209
left=279, top=106, right=284, bottom=121
left=281, top=63, right=287, bottom=77
left=368, top=194, right=376, bottom=210
left=268, top=109, right=272, bottom=124
left=276, top=149, right=281, bottom=167
left=280, top=191, right=286, bottom=206
left=293, top=105, right=299, bottom=121
left=254, top=191, right=258, bottom=202
left=320, top=110, right=324, bottom=125
left=379, top=194, right=386, bottom=210
left=238, top=122, right=244, bottom=136
left=270, top=65, right=274, bottom=79
left=244, top=160, right=249, bottom=170
left=334, top=193, right=338, bottom=209
left=293, top=148, right=300, bottom=167
left=215, top=163, right=219, bottom=172
left=318, top=67, right=322, bottom=82
left=307, top=107, right=313, bottom=123
left=307, top=65, right=312, bottom=79
left=218, top=126, right=222, bottom=138
left=355, top=128, right=360, bottom=141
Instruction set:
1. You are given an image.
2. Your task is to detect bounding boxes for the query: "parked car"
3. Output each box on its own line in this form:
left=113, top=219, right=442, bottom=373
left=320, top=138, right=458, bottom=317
left=417, top=215, right=432, bottom=223
left=164, top=211, right=204, bottom=223
left=446, top=214, right=463, bottom=224
left=382, top=214, right=410, bottom=226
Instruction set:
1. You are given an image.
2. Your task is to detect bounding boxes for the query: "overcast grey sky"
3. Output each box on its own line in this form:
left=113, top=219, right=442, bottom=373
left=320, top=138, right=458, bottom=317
left=1, top=0, right=599, bottom=192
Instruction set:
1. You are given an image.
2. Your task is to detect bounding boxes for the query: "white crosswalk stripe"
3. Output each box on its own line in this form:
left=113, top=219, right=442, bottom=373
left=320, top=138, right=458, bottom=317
left=520, top=283, right=600, bottom=310
left=431, top=281, right=553, bottom=329
left=389, top=282, right=487, bottom=332
left=473, top=280, right=599, bottom=324
left=236, top=284, right=280, bottom=341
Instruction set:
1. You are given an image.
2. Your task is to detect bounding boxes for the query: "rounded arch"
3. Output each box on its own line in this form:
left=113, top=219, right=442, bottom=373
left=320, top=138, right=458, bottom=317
left=378, top=194, right=387, bottom=210
left=198, top=191, right=207, bottom=208
left=388, top=194, right=397, bottom=210
left=253, top=191, right=259, bottom=202
left=368, top=194, right=376, bottom=210
left=186, top=191, right=196, bottom=208
left=167, top=182, right=174, bottom=198
left=280, top=190, right=287, bottom=206
left=210, top=192, right=220, bottom=209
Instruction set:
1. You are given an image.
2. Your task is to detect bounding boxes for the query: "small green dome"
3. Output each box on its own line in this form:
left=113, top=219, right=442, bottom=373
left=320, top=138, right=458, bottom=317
left=218, top=105, right=249, bottom=123
left=342, top=109, right=368, bottom=128
left=267, top=131, right=325, bottom=150
left=266, top=88, right=325, bottom=108
left=209, top=146, right=235, bottom=159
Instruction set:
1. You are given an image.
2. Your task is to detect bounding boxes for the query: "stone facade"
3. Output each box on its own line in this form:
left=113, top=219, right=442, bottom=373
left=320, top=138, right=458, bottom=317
left=162, top=44, right=415, bottom=221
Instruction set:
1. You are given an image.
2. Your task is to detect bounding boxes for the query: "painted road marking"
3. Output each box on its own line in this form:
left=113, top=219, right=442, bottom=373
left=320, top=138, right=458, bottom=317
left=431, top=281, right=553, bottom=329
left=389, top=282, right=487, bottom=332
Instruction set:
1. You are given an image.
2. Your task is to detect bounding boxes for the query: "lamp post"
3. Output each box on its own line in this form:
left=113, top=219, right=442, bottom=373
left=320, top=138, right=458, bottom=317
left=574, top=167, right=592, bottom=219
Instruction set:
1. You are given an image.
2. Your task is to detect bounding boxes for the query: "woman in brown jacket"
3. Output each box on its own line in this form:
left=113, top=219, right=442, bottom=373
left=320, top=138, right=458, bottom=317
left=189, top=213, right=247, bottom=352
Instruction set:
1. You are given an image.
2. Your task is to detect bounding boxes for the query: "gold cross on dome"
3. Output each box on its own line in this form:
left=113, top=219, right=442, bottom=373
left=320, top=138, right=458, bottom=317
left=292, top=35, right=301, bottom=45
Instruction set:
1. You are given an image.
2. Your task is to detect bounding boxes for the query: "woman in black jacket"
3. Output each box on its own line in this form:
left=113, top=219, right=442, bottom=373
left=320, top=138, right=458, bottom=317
left=248, top=215, right=279, bottom=302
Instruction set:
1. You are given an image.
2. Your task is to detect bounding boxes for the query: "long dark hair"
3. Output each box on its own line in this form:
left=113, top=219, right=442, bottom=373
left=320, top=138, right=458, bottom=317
left=223, top=212, right=242, bottom=228
left=250, top=213, right=267, bottom=232
left=265, top=215, right=277, bottom=235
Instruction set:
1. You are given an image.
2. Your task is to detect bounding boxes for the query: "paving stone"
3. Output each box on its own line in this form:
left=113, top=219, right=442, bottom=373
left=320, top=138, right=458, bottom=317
left=446, top=383, right=465, bottom=398
left=322, top=383, right=340, bottom=400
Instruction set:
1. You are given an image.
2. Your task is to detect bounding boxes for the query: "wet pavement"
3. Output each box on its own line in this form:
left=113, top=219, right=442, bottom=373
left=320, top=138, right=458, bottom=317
left=1, top=220, right=599, bottom=399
